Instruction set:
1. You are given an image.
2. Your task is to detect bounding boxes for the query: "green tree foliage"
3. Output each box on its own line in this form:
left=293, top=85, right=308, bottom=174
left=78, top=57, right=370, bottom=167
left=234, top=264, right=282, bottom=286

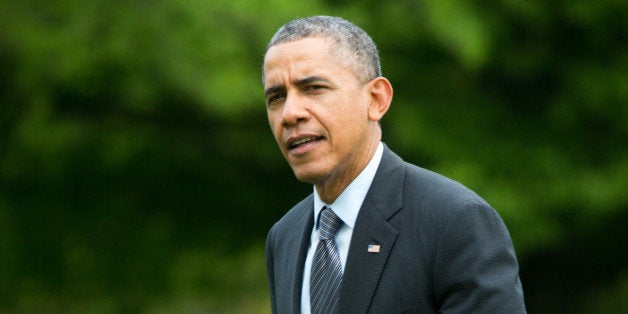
left=1, top=0, right=626, bottom=313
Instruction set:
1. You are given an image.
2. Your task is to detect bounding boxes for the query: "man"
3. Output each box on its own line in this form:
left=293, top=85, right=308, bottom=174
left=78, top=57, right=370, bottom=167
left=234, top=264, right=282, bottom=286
left=263, top=16, right=525, bottom=313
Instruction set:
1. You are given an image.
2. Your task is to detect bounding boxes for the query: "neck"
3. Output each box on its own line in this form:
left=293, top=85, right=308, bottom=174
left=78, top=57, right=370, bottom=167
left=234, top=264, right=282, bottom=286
left=315, top=138, right=380, bottom=204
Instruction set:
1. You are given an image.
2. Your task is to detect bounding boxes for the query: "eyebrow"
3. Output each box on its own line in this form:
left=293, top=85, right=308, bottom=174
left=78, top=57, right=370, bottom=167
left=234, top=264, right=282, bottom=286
left=264, top=85, right=285, bottom=98
left=294, top=76, right=330, bottom=87
left=264, top=76, right=331, bottom=98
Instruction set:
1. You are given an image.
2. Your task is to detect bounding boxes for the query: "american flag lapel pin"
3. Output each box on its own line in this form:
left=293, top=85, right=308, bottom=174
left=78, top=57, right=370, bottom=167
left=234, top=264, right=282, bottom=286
left=367, top=244, right=381, bottom=253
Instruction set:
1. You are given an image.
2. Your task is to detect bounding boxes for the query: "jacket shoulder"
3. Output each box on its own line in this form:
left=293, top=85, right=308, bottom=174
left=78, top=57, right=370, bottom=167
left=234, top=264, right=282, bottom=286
left=403, top=162, right=487, bottom=208
left=268, top=194, right=313, bottom=238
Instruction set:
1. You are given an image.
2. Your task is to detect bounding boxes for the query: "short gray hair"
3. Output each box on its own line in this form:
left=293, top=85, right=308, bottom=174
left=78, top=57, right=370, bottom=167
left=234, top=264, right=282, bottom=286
left=264, top=16, right=382, bottom=82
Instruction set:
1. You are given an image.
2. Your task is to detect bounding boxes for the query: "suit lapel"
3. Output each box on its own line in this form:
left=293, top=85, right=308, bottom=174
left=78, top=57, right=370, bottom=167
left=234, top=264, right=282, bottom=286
left=338, top=146, right=405, bottom=313
left=290, top=197, right=314, bottom=313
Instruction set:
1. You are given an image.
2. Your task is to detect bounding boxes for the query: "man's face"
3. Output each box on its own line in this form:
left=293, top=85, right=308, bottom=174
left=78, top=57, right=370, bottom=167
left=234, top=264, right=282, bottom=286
left=263, top=37, right=375, bottom=185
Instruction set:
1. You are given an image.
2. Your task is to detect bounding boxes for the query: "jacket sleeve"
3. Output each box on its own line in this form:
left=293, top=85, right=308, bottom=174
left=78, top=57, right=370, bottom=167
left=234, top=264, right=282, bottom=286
left=432, top=200, right=526, bottom=313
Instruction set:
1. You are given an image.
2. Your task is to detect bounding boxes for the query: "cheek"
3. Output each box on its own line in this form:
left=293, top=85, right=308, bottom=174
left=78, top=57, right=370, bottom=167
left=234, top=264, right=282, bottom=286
left=333, top=98, right=368, bottom=126
left=267, top=113, right=282, bottom=138
left=335, top=102, right=370, bottom=139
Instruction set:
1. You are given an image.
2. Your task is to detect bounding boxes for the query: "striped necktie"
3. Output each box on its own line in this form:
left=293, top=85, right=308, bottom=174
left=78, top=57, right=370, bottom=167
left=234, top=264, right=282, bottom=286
left=310, top=206, right=343, bottom=314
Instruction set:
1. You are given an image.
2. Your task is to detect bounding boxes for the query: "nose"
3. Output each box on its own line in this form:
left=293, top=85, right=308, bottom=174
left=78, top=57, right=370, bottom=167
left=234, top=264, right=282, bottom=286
left=281, top=92, right=310, bottom=126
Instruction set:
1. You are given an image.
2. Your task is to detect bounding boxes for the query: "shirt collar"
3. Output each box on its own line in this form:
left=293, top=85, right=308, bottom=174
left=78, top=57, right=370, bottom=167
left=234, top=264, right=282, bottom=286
left=313, top=142, right=384, bottom=230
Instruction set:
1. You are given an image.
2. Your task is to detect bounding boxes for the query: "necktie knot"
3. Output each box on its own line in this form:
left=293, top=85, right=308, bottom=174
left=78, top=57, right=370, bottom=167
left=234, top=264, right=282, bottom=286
left=318, top=206, right=342, bottom=240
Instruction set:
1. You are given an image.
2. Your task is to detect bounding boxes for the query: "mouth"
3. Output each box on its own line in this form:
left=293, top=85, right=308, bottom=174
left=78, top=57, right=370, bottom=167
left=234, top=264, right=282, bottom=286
left=287, top=136, right=323, bottom=150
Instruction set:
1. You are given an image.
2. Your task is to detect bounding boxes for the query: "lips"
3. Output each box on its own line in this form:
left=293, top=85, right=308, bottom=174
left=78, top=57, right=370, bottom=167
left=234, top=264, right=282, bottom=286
left=287, top=135, right=323, bottom=150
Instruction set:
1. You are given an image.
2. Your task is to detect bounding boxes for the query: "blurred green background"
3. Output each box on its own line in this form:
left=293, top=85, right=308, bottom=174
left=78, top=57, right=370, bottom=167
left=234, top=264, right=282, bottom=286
left=1, top=0, right=626, bottom=313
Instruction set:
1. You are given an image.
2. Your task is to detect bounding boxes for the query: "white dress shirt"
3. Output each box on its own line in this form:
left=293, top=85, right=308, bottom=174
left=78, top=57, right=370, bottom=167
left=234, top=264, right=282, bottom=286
left=301, top=142, right=384, bottom=313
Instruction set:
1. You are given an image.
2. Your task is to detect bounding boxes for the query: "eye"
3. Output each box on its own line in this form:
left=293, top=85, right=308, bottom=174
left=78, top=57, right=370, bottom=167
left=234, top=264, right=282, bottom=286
left=306, top=85, right=325, bottom=91
left=267, top=92, right=286, bottom=106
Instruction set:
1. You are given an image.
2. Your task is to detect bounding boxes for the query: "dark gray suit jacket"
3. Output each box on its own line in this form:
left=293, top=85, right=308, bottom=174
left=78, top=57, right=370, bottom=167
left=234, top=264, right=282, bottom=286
left=266, top=146, right=525, bottom=313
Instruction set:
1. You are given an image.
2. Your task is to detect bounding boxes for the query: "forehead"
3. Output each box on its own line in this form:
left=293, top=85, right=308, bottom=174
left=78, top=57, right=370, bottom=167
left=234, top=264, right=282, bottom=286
left=263, top=37, right=346, bottom=85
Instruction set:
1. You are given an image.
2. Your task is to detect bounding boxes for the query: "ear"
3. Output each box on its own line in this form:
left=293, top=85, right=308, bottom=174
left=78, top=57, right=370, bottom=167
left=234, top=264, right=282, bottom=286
left=367, top=77, right=393, bottom=122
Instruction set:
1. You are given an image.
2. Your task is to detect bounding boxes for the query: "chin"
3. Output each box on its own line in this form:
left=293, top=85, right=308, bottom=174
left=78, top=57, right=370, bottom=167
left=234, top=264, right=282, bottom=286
left=292, top=171, right=319, bottom=184
left=291, top=166, right=327, bottom=184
